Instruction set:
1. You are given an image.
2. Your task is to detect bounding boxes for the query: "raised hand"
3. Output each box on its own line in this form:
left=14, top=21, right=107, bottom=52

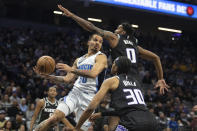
left=58, top=5, right=73, bottom=17
left=33, top=66, right=49, bottom=79
left=154, top=79, right=170, bottom=95
left=56, top=63, right=72, bottom=73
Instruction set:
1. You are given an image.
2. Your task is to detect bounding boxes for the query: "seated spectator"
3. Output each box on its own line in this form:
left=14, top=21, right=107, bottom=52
left=0, top=109, right=7, bottom=129
left=1, top=94, right=12, bottom=111
left=156, top=111, right=168, bottom=130
left=3, top=120, right=14, bottom=131
left=148, top=104, right=155, bottom=114
left=12, top=111, right=26, bottom=130
left=154, top=102, right=164, bottom=116
left=7, top=100, right=20, bottom=120
left=0, top=75, right=9, bottom=91
left=164, top=101, right=172, bottom=117
left=18, top=124, right=26, bottom=131
left=179, top=112, right=190, bottom=127
left=9, top=91, right=20, bottom=104
left=167, top=113, right=179, bottom=131
left=19, top=98, right=27, bottom=113
left=26, top=103, right=35, bottom=130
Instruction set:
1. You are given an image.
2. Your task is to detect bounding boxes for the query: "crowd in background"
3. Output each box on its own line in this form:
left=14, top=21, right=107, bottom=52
left=0, top=21, right=197, bottom=131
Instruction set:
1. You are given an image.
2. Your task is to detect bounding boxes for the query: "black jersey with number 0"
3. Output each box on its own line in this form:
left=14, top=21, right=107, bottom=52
left=110, top=74, right=147, bottom=113
left=37, top=97, right=58, bottom=124
left=111, top=34, right=139, bottom=71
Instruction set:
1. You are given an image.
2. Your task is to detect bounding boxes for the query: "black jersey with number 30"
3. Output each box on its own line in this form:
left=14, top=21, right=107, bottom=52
left=111, top=34, right=139, bottom=69
left=110, top=74, right=147, bottom=112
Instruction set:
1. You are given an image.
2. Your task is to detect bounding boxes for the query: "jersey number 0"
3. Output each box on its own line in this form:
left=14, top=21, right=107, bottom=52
left=126, top=48, right=136, bottom=63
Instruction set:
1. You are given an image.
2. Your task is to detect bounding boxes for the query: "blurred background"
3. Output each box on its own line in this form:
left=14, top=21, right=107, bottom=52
left=0, top=0, right=197, bottom=130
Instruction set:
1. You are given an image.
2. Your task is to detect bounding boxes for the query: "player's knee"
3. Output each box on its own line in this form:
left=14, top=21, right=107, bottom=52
left=51, top=109, right=65, bottom=122
left=49, top=115, right=59, bottom=124
left=47, top=114, right=60, bottom=124
left=44, top=116, right=58, bottom=126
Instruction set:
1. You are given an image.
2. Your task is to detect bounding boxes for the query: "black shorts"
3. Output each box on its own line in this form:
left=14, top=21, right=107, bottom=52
left=117, top=110, right=160, bottom=131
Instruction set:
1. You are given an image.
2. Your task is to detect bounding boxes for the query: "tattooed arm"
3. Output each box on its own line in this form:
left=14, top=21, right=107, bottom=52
left=58, top=5, right=118, bottom=48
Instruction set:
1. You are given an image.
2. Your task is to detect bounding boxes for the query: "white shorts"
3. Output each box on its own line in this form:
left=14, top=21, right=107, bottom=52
left=57, top=88, right=95, bottom=131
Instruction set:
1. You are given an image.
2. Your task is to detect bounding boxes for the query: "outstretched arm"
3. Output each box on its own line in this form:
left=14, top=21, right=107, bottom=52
left=138, top=46, right=163, bottom=79
left=56, top=54, right=107, bottom=78
left=75, top=77, right=119, bottom=130
left=57, top=5, right=118, bottom=48
left=138, top=46, right=169, bottom=94
left=33, top=59, right=78, bottom=84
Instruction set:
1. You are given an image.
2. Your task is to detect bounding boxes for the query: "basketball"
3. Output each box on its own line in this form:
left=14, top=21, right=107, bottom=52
left=36, top=56, right=55, bottom=75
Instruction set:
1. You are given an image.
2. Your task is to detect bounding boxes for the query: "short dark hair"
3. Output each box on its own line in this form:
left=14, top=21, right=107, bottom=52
left=121, top=22, right=134, bottom=36
left=114, top=56, right=131, bottom=74
left=88, top=33, right=103, bottom=41
left=47, top=85, right=56, bottom=91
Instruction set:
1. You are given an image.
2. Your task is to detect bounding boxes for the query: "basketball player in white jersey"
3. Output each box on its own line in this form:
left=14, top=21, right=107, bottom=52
left=34, top=33, right=108, bottom=131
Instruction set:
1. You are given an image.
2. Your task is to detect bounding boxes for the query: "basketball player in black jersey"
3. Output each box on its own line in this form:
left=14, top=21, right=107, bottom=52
left=71, top=56, right=159, bottom=131
left=58, top=5, right=169, bottom=94
left=30, top=86, right=74, bottom=131
left=30, top=86, right=58, bottom=131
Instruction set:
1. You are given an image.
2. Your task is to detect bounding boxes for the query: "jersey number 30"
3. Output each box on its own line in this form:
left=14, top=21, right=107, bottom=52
left=126, top=48, right=136, bottom=63
left=123, top=89, right=145, bottom=105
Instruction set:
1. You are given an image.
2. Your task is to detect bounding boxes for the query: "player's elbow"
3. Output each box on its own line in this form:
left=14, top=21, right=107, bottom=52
left=146, top=53, right=160, bottom=62
left=153, top=54, right=160, bottom=62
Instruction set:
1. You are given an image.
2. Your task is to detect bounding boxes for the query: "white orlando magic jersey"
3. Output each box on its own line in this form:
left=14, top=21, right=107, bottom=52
left=74, top=51, right=103, bottom=92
